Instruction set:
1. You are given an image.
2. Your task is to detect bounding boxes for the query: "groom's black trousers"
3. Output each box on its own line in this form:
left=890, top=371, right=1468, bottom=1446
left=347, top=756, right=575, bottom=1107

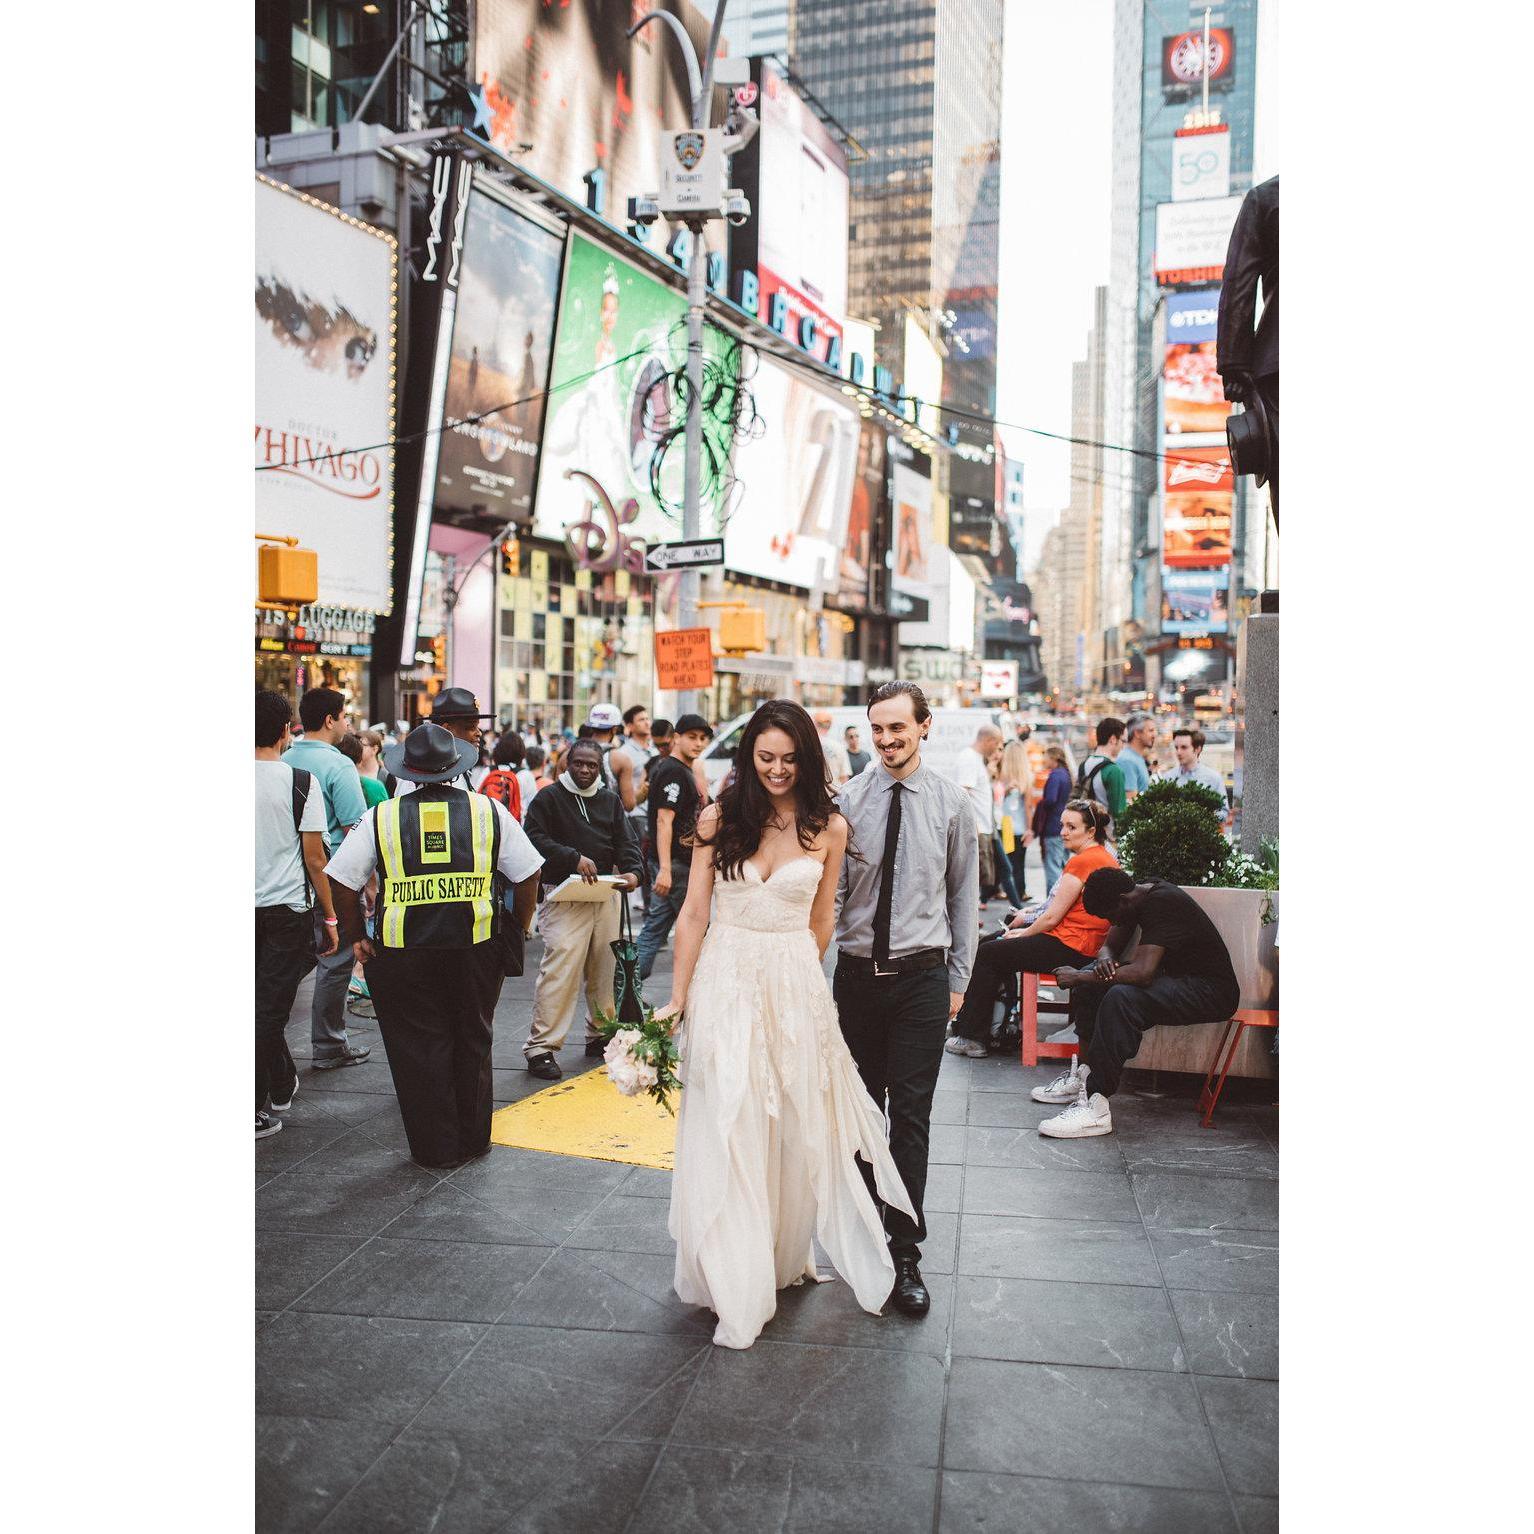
left=833, top=963, right=949, bottom=1259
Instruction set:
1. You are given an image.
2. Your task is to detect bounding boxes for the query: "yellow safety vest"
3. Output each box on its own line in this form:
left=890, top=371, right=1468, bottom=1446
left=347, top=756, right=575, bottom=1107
left=374, top=787, right=500, bottom=949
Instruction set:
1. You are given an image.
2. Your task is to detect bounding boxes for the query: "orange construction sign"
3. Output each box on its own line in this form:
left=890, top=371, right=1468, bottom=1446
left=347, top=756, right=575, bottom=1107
left=654, top=627, right=715, bottom=690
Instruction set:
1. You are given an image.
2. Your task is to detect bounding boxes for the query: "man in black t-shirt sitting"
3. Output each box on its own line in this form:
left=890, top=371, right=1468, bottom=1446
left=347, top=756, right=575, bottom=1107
left=636, top=712, right=713, bottom=982
left=1037, top=867, right=1240, bottom=1139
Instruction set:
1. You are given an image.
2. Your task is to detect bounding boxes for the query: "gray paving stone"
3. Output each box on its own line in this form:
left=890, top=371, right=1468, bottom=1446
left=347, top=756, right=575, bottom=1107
left=965, top=1123, right=1129, bottom=1174
left=1117, top=1125, right=1278, bottom=1181
left=255, top=1414, right=399, bottom=1533
left=451, top=1143, right=631, bottom=1196
left=413, top=1323, right=709, bottom=1442
left=1170, top=1290, right=1278, bottom=1379
left=951, top=1275, right=1186, bottom=1371
left=300, top=1058, right=399, bottom=1095
left=929, top=1091, right=970, bottom=1126
left=255, top=1167, right=438, bottom=1239
left=628, top=1446, right=937, bottom=1534
left=939, top=1470, right=1238, bottom=1532
left=377, top=1179, right=584, bottom=1248
left=942, top=1359, right=1224, bottom=1488
left=290, top=1127, right=423, bottom=1175
left=1148, top=1229, right=1279, bottom=1295
left=291, top=1236, right=552, bottom=1323
left=253, top=1110, right=353, bottom=1169
left=1132, top=1172, right=1278, bottom=1233
left=314, top=1431, right=658, bottom=1534
left=618, top=1165, right=677, bottom=1198
left=928, top=1121, right=967, bottom=1164
left=922, top=1161, right=962, bottom=1214
left=256, top=1312, right=485, bottom=1425
left=959, top=1214, right=1163, bottom=1287
left=967, top=1091, right=1059, bottom=1129
left=758, top=1269, right=954, bottom=1355
left=290, top=1091, right=402, bottom=1127
left=963, top=1165, right=1140, bottom=1222
left=672, top=1341, right=947, bottom=1465
left=256, top=1231, right=366, bottom=1312
left=1198, top=1377, right=1279, bottom=1495
left=565, top=1192, right=677, bottom=1255
left=1235, top=1495, right=1280, bottom=1532
left=497, top=1246, right=713, bottom=1336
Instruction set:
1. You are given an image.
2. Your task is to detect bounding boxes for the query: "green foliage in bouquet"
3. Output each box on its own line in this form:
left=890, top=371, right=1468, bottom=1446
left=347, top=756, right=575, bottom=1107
left=593, top=1003, right=683, bottom=1115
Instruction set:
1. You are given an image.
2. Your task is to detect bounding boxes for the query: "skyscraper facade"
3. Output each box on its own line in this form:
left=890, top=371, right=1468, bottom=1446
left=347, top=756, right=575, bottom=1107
left=1101, top=0, right=1264, bottom=697
left=788, top=0, right=1002, bottom=424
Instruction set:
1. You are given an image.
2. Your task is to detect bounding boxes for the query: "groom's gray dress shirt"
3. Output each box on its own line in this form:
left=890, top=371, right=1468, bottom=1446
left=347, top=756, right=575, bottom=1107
left=834, top=759, right=980, bottom=991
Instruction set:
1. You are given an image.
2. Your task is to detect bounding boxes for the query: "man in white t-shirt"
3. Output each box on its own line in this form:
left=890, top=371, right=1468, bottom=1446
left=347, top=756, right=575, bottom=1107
left=255, top=691, right=338, bottom=1139
left=619, top=704, right=659, bottom=909
left=814, top=710, right=852, bottom=788
left=954, top=723, right=1003, bottom=902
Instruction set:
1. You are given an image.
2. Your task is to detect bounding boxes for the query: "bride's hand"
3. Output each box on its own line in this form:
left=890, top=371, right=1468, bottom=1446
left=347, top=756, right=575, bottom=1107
left=652, top=1001, right=684, bottom=1031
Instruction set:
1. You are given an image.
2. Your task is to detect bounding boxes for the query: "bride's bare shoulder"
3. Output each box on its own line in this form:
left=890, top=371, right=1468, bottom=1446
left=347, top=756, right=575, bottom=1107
left=819, top=812, right=850, bottom=850
left=697, top=801, right=722, bottom=832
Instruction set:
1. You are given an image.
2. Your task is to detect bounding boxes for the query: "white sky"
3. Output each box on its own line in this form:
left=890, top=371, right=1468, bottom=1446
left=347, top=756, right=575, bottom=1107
left=995, top=0, right=1115, bottom=561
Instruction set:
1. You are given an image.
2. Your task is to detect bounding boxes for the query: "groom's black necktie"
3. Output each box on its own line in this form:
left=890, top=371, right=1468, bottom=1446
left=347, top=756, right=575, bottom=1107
left=872, top=781, right=903, bottom=965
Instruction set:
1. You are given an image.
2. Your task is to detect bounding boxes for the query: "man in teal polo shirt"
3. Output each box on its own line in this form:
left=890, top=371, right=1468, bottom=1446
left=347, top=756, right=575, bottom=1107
left=285, top=686, right=371, bottom=1069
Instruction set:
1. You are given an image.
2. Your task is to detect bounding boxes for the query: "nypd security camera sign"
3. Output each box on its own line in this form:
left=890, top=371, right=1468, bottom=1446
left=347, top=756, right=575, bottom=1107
left=658, top=128, right=724, bottom=217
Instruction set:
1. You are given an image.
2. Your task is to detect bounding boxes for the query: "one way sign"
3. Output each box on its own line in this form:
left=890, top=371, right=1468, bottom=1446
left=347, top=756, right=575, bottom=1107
left=643, top=538, right=725, bottom=573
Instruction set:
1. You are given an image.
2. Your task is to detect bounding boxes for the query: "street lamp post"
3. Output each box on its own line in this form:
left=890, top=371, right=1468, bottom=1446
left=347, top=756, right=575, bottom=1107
left=627, top=3, right=732, bottom=718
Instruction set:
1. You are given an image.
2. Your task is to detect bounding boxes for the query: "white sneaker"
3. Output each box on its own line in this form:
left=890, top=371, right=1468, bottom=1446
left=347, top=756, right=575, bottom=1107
left=1039, top=1089, right=1113, bottom=1138
left=944, top=1036, right=989, bottom=1057
left=1031, top=1054, right=1084, bottom=1104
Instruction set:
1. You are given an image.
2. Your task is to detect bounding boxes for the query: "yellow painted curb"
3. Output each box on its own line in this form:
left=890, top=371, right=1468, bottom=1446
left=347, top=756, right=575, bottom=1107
left=490, top=1066, right=679, bottom=1170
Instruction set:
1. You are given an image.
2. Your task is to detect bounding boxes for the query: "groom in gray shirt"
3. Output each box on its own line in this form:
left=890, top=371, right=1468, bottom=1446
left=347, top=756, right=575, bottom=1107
left=835, top=680, right=978, bottom=1317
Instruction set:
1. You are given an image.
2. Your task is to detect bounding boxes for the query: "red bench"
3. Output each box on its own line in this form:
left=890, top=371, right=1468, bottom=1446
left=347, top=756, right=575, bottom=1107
left=1016, top=971, right=1277, bottom=1127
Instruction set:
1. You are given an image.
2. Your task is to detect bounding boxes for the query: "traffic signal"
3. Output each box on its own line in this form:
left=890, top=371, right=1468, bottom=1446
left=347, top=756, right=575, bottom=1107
left=258, top=542, right=317, bottom=605
left=718, top=607, right=765, bottom=655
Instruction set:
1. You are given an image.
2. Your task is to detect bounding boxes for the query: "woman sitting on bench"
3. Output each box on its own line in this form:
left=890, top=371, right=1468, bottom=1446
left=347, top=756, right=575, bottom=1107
left=945, top=798, right=1118, bottom=1059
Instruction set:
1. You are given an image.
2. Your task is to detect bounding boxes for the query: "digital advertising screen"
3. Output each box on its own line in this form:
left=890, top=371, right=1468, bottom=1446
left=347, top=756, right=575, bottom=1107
left=1163, top=289, right=1230, bottom=435
left=722, top=356, right=859, bottom=598
left=433, top=190, right=565, bottom=529
left=254, top=175, right=397, bottom=613
left=1160, top=567, right=1231, bottom=635
left=533, top=231, right=740, bottom=550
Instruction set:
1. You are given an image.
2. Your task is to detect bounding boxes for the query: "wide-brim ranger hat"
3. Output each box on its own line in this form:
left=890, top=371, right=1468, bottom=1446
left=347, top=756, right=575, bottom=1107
left=430, top=685, right=496, bottom=722
left=381, top=722, right=479, bottom=784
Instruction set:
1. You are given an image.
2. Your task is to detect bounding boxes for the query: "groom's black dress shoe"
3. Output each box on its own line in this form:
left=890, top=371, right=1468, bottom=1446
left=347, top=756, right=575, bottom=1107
left=889, top=1256, right=930, bottom=1317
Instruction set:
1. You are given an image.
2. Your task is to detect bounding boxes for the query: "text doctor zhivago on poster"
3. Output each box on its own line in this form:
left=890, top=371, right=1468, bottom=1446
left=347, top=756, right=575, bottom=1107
left=254, top=174, right=398, bottom=615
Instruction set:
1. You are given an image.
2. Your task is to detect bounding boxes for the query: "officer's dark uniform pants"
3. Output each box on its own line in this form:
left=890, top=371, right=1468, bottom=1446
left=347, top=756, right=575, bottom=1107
left=1068, top=976, right=1239, bottom=1098
left=367, top=941, right=505, bottom=1166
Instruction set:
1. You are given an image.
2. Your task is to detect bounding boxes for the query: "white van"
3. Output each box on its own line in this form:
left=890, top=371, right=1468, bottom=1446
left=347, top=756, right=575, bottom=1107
left=699, top=705, right=1077, bottom=793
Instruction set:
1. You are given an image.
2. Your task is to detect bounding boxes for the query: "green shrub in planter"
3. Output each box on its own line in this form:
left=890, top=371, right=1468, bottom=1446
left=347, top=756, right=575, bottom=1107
left=1118, top=784, right=1230, bottom=887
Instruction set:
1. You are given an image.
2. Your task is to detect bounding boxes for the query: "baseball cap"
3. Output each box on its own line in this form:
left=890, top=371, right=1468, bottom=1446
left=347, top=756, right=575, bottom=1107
left=586, top=703, right=623, bottom=730
left=674, top=712, right=714, bottom=738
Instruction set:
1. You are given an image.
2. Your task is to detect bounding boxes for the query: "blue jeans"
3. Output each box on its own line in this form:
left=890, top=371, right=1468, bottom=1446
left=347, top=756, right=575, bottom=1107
left=992, top=832, right=1022, bottom=906
left=1041, top=837, right=1066, bottom=894
left=636, top=862, right=688, bottom=983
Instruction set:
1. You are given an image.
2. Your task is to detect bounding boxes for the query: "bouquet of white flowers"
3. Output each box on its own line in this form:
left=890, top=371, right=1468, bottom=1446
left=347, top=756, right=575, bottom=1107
left=593, top=1003, right=682, bottom=1115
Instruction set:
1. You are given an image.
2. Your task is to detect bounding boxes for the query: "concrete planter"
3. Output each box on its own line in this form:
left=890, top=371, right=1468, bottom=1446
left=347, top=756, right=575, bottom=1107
left=1130, top=886, right=1278, bottom=1081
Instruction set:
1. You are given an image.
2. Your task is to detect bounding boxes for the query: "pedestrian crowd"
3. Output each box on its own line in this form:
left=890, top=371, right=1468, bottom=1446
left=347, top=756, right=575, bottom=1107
left=255, top=686, right=1235, bottom=1160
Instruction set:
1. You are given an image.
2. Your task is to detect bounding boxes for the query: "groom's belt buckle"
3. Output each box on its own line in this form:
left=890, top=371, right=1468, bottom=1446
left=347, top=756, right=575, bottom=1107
left=872, top=956, right=899, bottom=976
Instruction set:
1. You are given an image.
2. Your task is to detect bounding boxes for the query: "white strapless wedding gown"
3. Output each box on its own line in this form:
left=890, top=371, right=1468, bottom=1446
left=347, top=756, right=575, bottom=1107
left=669, top=856, right=916, bottom=1348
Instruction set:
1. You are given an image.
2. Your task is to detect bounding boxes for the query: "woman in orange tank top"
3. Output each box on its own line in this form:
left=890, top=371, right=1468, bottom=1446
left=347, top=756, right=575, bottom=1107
left=946, top=799, right=1118, bottom=1057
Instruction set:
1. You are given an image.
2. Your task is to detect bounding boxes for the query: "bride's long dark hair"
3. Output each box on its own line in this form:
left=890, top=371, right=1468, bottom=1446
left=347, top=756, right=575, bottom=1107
left=694, top=699, right=838, bottom=880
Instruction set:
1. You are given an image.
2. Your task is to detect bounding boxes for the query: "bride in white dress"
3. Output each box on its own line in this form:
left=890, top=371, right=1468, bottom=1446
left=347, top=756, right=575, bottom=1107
left=653, top=700, right=915, bottom=1349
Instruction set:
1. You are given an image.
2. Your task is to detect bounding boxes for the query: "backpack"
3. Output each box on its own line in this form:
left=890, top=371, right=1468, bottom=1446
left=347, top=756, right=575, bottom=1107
left=1074, top=754, right=1111, bottom=801
left=290, top=766, right=315, bottom=906
left=479, top=768, right=522, bottom=821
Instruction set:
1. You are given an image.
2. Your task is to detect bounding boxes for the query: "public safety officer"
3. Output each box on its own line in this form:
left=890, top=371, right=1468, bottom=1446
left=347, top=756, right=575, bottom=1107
left=326, top=722, right=543, bottom=1169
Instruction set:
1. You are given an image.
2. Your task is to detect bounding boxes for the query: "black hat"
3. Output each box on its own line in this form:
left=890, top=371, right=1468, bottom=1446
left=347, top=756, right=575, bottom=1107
left=381, top=722, right=478, bottom=784
left=430, top=686, right=495, bottom=722
left=1226, top=394, right=1273, bottom=487
left=673, top=713, right=714, bottom=738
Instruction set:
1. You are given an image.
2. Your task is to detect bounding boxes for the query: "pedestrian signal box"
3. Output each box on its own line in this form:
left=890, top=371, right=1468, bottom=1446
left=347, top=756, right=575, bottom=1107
left=258, top=543, right=318, bottom=606
left=718, top=607, right=765, bottom=655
